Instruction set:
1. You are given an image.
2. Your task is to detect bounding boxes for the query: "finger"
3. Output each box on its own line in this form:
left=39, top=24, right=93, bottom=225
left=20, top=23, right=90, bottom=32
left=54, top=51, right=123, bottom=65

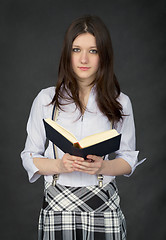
left=68, top=155, right=84, bottom=162
left=73, top=163, right=92, bottom=171
left=86, top=155, right=101, bottom=162
left=73, top=160, right=92, bottom=169
left=63, top=153, right=84, bottom=162
left=86, top=159, right=94, bottom=163
left=73, top=166, right=98, bottom=175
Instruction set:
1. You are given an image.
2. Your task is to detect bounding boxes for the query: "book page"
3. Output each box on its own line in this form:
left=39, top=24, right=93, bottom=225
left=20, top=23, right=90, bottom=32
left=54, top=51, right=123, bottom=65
left=45, top=119, right=77, bottom=144
left=79, top=129, right=119, bottom=148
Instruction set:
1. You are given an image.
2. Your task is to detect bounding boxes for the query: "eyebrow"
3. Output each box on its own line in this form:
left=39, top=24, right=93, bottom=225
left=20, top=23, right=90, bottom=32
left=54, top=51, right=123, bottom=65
left=72, top=44, right=97, bottom=48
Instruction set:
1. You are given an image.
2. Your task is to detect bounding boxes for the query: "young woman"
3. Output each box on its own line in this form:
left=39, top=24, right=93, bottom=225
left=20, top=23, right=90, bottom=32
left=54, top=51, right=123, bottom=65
left=21, top=15, right=144, bottom=240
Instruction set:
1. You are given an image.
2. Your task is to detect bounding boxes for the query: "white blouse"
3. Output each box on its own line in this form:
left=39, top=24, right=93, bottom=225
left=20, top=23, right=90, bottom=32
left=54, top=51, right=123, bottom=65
left=21, top=86, right=145, bottom=187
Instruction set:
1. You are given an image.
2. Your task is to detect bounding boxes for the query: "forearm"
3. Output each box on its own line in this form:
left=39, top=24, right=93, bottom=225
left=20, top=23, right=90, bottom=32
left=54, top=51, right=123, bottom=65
left=33, top=157, right=61, bottom=175
left=73, top=156, right=132, bottom=176
left=98, top=158, right=132, bottom=176
left=33, top=153, right=84, bottom=175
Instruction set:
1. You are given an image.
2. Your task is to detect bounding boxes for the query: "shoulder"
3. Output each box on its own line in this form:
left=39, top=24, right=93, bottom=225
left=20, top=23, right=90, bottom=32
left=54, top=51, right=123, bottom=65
left=118, top=92, right=133, bottom=114
left=34, top=86, right=55, bottom=105
left=38, top=86, right=55, bottom=99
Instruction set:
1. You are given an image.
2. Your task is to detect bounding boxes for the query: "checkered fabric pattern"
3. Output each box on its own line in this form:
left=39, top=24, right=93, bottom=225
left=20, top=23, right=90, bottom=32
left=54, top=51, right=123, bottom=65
left=38, top=182, right=126, bottom=240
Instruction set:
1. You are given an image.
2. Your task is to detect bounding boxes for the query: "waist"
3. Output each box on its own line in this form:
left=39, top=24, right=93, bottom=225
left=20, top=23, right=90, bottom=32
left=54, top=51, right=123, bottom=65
left=44, top=173, right=115, bottom=187
left=43, top=180, right=118, bottom=212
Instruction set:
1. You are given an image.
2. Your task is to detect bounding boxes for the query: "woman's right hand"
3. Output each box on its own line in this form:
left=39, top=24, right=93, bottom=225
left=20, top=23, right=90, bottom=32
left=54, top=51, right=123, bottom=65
left=59, top=153, right=84, bottom=173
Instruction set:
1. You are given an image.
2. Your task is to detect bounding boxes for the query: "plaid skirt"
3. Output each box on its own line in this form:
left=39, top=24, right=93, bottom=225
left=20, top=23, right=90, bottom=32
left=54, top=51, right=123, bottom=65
left=38, top=181, right=126, bottom=240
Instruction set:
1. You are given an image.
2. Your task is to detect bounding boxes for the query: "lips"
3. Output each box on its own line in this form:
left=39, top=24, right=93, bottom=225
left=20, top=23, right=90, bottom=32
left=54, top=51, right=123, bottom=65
left=79, top=67, right=90, bottom=71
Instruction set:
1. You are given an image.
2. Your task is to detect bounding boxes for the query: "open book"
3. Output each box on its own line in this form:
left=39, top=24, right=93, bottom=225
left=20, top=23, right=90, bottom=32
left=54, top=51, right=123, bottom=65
left=43, top=118, right=121, bottom=158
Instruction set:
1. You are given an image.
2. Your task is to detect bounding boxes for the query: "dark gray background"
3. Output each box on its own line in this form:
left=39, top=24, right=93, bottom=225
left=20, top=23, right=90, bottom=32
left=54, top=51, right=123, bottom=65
left=1, top=0, right=166, bottom=239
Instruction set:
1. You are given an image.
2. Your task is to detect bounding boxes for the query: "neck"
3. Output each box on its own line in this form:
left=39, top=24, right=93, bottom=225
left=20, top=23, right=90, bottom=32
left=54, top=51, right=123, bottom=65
left=78, top=79, right=93, bottom=94
left=78, top=83, right=93, bottom=111
left=78, top=82, right=93, bottom=97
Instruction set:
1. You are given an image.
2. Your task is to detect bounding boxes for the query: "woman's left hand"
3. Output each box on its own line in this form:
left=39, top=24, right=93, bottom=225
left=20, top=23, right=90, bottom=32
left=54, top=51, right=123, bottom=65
left=72, top=155, right=104, bottom=175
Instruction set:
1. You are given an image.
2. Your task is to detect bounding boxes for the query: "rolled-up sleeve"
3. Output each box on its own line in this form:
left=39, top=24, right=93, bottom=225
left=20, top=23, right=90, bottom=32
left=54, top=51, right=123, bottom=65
left=115, top=95, right=145, bottom=176
left=21, top=90, right=47, bottom=182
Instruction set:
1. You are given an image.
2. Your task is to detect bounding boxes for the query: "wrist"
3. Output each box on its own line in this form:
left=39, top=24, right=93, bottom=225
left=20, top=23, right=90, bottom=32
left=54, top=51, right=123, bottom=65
left=97, top=160, right=107, bottom=175
left=54, top=158, right=63, bottom=174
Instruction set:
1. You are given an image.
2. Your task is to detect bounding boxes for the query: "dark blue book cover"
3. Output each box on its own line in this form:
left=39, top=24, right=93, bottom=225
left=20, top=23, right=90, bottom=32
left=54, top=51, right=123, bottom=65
left=43, top=119, right=121, bottom=158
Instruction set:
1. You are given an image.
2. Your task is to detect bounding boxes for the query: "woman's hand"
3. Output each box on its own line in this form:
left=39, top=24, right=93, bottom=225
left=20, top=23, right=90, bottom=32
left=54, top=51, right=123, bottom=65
left=59, top=153, right=85, bottom=173
left=72, top=155, right=104, bottom=175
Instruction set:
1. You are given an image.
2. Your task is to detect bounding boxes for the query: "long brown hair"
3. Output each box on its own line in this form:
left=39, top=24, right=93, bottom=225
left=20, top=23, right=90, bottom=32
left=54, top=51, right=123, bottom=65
left=51, top=15, right=123, bottom=124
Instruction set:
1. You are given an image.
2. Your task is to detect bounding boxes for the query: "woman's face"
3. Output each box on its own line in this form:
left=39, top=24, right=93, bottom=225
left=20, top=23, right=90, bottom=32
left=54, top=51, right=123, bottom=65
left=71, top=33, right=100, bottom=85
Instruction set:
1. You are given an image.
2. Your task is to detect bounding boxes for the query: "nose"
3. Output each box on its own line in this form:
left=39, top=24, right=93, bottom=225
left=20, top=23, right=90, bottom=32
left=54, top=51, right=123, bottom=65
left=80, top=51, right=88, bottom=64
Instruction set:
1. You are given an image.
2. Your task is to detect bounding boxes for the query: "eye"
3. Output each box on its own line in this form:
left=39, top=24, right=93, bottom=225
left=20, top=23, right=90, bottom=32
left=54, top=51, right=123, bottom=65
left=89, top=49, right=98, bottom=54
left=72, top=48, right=80, bottom=52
